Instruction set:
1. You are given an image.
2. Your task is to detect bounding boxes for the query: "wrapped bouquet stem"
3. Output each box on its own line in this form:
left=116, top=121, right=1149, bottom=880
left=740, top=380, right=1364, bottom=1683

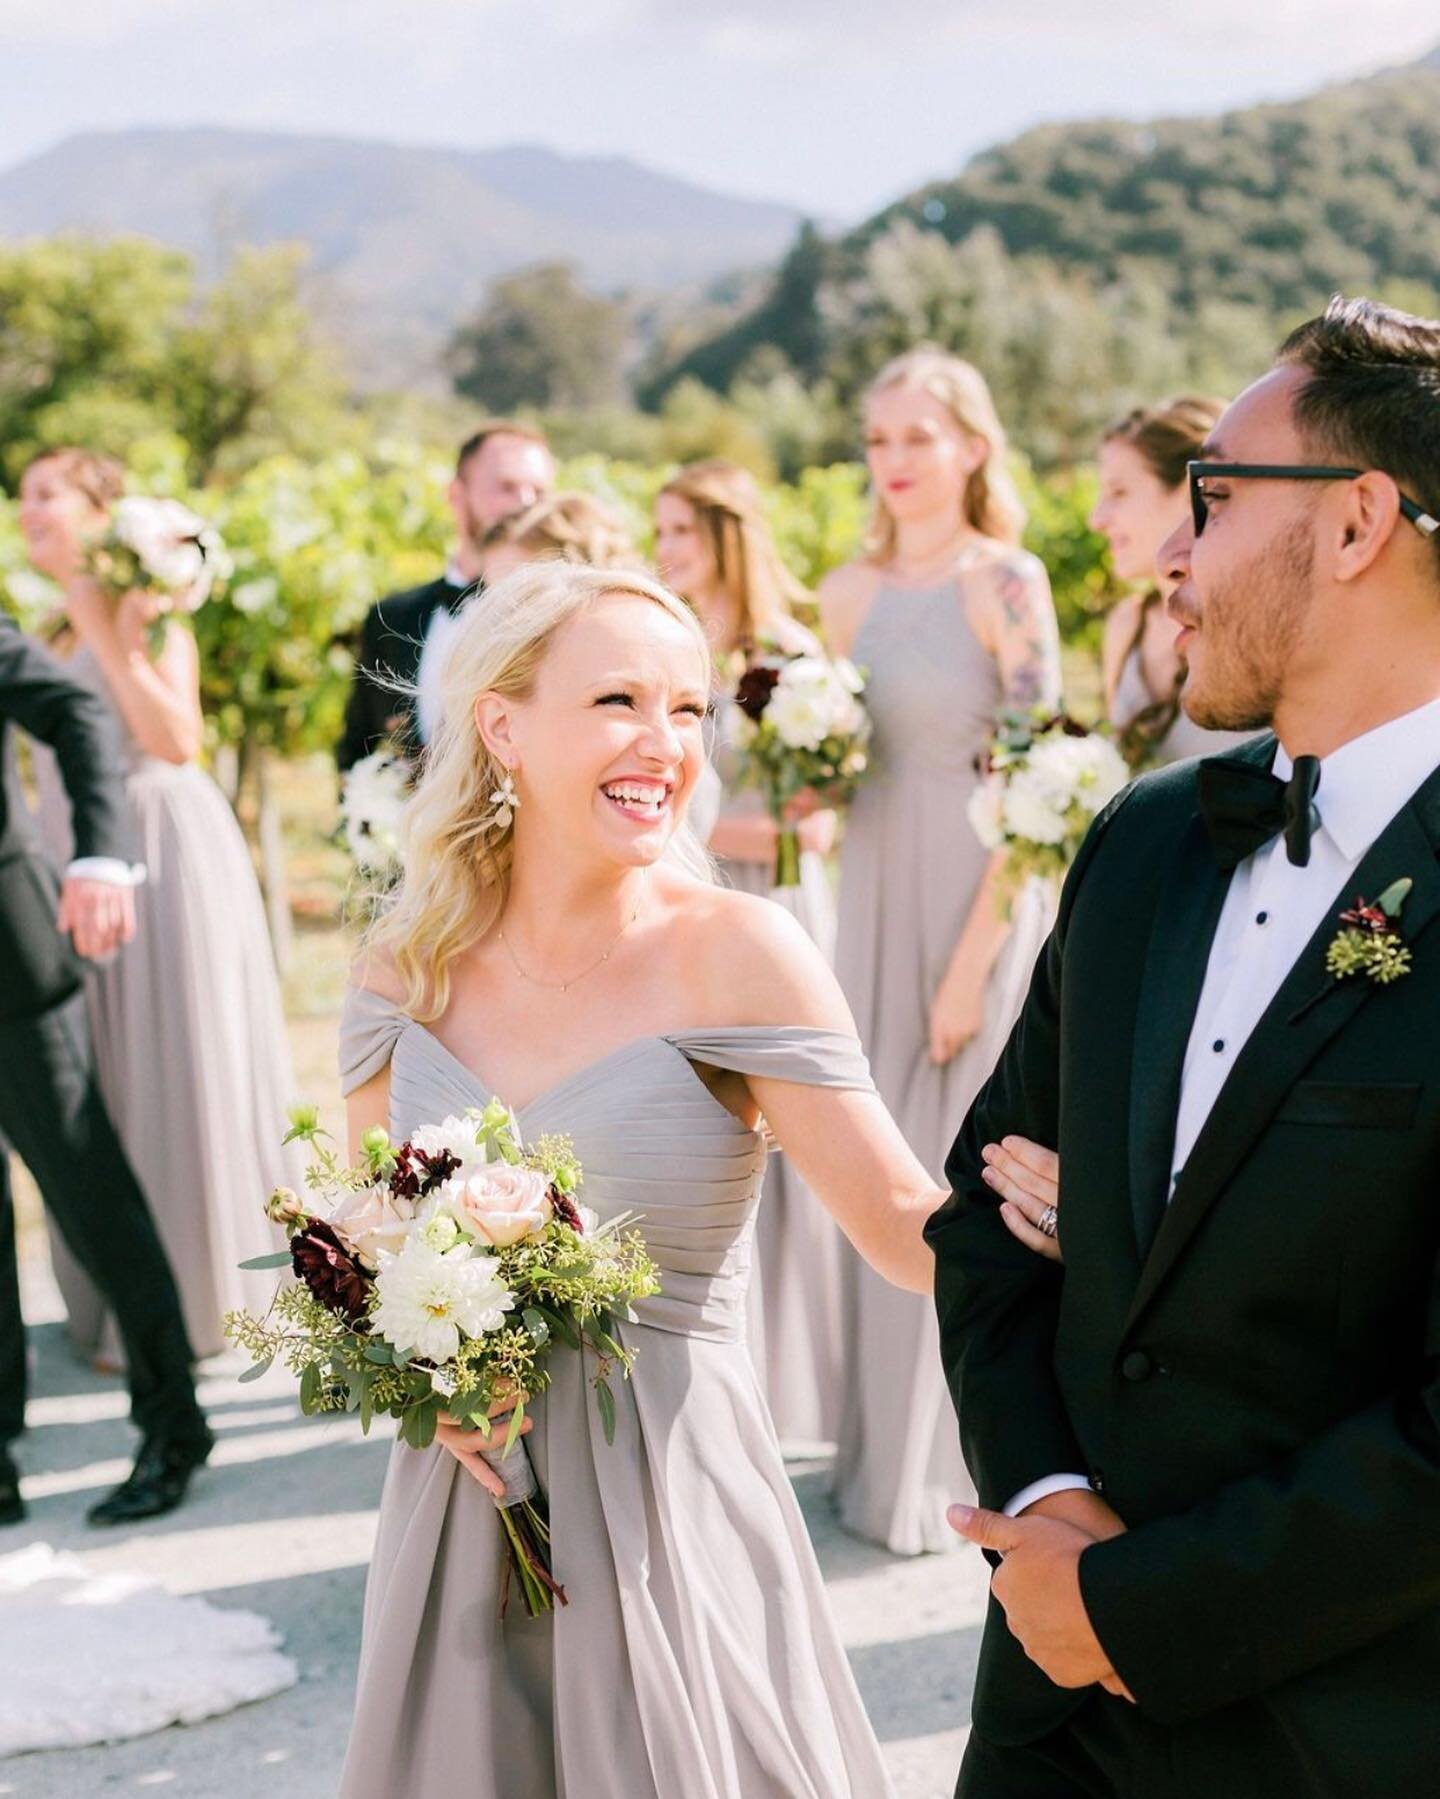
left=226, top=1101, right=660, bottom=1618
left=477, top=1436, right=565, bottom=1615
left=774, top=822, right=803, bottom=890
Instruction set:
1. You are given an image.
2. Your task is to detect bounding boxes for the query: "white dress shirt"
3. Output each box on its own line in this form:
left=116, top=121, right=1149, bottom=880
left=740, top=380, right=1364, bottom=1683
left=1006, top=694, right=1440, bottom=1517
left=414, top=561, right=472, bottom=748
left=65, top=856, right=145, bottom=887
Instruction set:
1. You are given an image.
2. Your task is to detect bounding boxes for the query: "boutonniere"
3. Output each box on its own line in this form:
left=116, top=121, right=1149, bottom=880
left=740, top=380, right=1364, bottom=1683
left=1324, top=878, right=1414, bottom=985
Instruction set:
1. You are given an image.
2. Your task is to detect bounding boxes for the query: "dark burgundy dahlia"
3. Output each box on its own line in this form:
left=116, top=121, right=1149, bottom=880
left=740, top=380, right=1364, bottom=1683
left=388, top=1143, right=461, bottom=1201
left=550, top=1188, right=585, bottom=1234
left=734, top=664, right=781, bottom=722
left=291, top=1218, right=372, bottom=1322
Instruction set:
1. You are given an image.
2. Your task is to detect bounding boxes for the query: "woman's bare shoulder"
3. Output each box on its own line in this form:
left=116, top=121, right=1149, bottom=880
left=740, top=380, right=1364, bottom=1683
left=817, top=559, right=882, bottom=608
left=817, top=560, right=883, bottom=654
left=668, top=879, right=855, bottom=1033
left=348, top=943, right=406, bottom=1006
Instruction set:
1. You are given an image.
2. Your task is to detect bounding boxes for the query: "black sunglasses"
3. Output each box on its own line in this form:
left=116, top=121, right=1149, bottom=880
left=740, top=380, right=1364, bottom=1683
left=1188, top=461, right=1440, bottom=540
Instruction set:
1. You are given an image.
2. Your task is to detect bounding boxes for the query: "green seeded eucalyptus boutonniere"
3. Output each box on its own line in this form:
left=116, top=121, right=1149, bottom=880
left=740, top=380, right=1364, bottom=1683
left=1324, top=878, right=1414, bottom=985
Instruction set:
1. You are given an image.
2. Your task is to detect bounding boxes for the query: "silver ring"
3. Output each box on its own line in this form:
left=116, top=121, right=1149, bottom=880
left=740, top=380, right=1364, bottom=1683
left=1038, top=1205, right=1059, bottom=1239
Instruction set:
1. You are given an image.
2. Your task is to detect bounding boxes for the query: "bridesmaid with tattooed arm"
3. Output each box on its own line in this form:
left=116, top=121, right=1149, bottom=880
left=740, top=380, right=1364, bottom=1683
left=818, top=347, right=1063, bottom=1553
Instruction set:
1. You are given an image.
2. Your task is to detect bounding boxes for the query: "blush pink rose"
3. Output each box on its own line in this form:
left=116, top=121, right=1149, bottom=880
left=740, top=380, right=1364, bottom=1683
left=443, top=1166, right=553, bottom=1247
left=330, top=1184, right=417, bottom=1269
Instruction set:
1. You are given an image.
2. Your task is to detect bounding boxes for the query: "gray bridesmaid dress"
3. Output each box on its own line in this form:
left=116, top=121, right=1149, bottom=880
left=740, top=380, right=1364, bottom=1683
left=336, top=987, right=894, bottom=1799
left=708, top=665, right=841, bottom=1448
left=29, top=643, right=292, bottom=1359
left=832, top=578, right=1053, bottom=1554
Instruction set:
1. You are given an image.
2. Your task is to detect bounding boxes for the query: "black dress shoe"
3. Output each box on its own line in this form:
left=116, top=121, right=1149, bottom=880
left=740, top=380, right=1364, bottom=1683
left=0, top=1448, right=24, bottom=1526
left=87, top=1427, right=215, bottom=1527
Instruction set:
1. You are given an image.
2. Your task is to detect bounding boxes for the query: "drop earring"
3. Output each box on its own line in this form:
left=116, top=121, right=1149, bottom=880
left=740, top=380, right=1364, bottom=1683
left=481, top=767, right=520, bottom=832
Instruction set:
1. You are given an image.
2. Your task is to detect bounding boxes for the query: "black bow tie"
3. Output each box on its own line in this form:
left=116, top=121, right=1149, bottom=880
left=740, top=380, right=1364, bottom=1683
left=1197, top=753, right=1323, bottom=870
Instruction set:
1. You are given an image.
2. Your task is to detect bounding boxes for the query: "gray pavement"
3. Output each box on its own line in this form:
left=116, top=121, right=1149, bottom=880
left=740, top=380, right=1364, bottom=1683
left=2, top=1261, right=985, bottom=1799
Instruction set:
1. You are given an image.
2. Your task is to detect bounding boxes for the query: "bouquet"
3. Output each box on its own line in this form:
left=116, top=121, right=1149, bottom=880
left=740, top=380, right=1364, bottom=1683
left=226, top=1101, right=661, bottom=1617
left=339, top=749, right=412, bottom=879
left=968, top=709, right=1129, bottom=911
left=84, top=496, right=231, bottom=626
left=729, top=648, right=871, bottom=887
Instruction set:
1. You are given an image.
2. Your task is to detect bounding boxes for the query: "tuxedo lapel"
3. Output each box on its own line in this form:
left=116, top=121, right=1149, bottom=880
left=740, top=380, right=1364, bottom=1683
left=1126, top=812, right=1233, bottom=1254
left=1125, top=762, right=1440, bottom=1333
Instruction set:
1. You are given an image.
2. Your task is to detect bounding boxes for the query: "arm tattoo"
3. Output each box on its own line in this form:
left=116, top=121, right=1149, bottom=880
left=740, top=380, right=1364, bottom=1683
left=993, top=559, right=1061, bottom=711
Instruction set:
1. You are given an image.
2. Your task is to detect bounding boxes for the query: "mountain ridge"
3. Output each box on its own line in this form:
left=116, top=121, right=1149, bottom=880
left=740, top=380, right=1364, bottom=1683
left=648, top=43, right=1440, bottom=400
left=0, top=125, right=808, bottom=383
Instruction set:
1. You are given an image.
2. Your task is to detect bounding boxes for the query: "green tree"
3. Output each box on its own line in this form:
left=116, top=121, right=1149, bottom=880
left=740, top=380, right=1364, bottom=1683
left=446, top=262, right=627, bottom=412
left=638, top=220, right=836, bottom=406
left=168, top=245, right=352, bottom=482
left=0, top=237, right=191, bottom=486
left=0, top=237, right=350, bottom=489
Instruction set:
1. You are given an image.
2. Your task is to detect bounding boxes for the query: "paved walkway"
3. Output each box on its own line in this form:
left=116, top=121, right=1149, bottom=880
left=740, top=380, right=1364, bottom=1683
left=1, top=1262, right=985, bottom=1799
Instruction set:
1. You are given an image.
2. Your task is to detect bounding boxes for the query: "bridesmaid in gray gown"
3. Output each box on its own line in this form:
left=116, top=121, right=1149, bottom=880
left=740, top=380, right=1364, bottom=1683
left=1092, top=397, right=1258, bottom=769
left=339, top=562, right=944, bottom=1798
left=821, top=349, right=1062, bottom=1554
left=16, top=449, right=291, bottom=1360
left=655, top=462, right=842, bottom=1446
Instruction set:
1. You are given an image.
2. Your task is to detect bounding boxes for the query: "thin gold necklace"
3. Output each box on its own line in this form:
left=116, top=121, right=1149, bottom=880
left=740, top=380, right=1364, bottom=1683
left=497, top=889, right=645, bottom=993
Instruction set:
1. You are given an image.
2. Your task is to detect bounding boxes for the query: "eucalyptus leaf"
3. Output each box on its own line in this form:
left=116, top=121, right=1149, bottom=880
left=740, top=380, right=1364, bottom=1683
left=239, top=1250, right=294, bottom=1271
left=411, top=1404, right=438, bottom=1451
left=595, top=1378, right=616, bottom=1446
left=238, top=1356, right=274, bottom=1384
left=1378, top=877, right=1413, bottom=918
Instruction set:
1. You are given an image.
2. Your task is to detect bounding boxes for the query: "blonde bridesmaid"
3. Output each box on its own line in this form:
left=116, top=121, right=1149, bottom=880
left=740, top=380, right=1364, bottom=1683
left=820, top=350, right=1061, bottom=1553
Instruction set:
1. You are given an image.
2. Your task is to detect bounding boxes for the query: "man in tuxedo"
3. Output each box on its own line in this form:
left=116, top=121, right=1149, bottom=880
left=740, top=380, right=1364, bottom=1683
left=336, top=419, right=554, bottom=770
left=929, top=296, right=1440, bottom=1797
left=0, top=616, right=210, bottom=1527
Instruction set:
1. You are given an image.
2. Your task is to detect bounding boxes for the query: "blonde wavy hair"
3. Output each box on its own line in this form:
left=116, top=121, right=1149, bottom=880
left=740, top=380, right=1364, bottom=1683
left=367, top=561, right=713, bottom=1020
left=862, top=347, right=1026, bottom=559
left=658, top=460, right=810, bottom=646
left=481, top=490, right=637, bottom=569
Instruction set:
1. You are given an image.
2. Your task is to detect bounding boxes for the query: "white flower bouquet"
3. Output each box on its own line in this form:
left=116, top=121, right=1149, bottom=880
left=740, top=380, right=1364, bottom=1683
left=84, top=496, right=231, bottom=619
left=729, top=649, right=871, bottom=886
left=226, top=1101, right=660, bottom=1617
left=968, top=709, right=1130, bottom=911
left=339, top=749, right=412, bottom=879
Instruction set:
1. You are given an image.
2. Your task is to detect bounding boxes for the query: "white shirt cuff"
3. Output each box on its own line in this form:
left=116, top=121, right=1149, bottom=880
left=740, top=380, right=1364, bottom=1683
left=1004, top=1473, right=1093, bottom=1517
left=65, top=857, right=147, bottom=888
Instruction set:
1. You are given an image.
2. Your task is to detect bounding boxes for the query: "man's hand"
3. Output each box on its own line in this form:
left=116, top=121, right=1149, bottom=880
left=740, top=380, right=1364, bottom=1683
left=948, top=1503, right=1136, bottom=1701
left=1021, top=1487, right=1126, bottom=1542
left=56, top=876, right=136, bottom=961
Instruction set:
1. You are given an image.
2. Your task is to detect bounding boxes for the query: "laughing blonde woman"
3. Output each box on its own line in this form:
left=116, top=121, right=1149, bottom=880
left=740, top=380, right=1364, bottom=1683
left=336, top=560, right=951, bottom=1798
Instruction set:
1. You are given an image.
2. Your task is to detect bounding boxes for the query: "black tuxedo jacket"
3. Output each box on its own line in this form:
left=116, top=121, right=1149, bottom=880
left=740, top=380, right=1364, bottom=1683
left=0, top=616, right=134, bottom=1022
left=929, top=735, right=1440, bottom=1790
left=336, top=575, right=468, bottom=772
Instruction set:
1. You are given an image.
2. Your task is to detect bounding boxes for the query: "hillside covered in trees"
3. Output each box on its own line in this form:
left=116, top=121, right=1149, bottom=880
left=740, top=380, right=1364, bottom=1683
left=641, top=47, right=1440, bottom=465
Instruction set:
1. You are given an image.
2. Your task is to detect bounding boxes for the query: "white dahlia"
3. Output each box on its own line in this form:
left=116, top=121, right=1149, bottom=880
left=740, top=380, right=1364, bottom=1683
left=370, top=1240, right=516, bottom=1364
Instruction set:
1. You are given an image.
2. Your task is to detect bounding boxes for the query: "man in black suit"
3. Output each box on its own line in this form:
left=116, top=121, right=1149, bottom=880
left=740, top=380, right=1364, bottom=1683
left=336, top=419, right=554, bottom=771
left=0, top=616, right=210, bottom=1527
left=930, top=296, right=1440, bottom=1797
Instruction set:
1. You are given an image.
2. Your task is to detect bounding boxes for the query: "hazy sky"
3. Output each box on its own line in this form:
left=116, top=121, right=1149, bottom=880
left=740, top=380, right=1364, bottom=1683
left=3, top=0, right=1436, bottom=219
